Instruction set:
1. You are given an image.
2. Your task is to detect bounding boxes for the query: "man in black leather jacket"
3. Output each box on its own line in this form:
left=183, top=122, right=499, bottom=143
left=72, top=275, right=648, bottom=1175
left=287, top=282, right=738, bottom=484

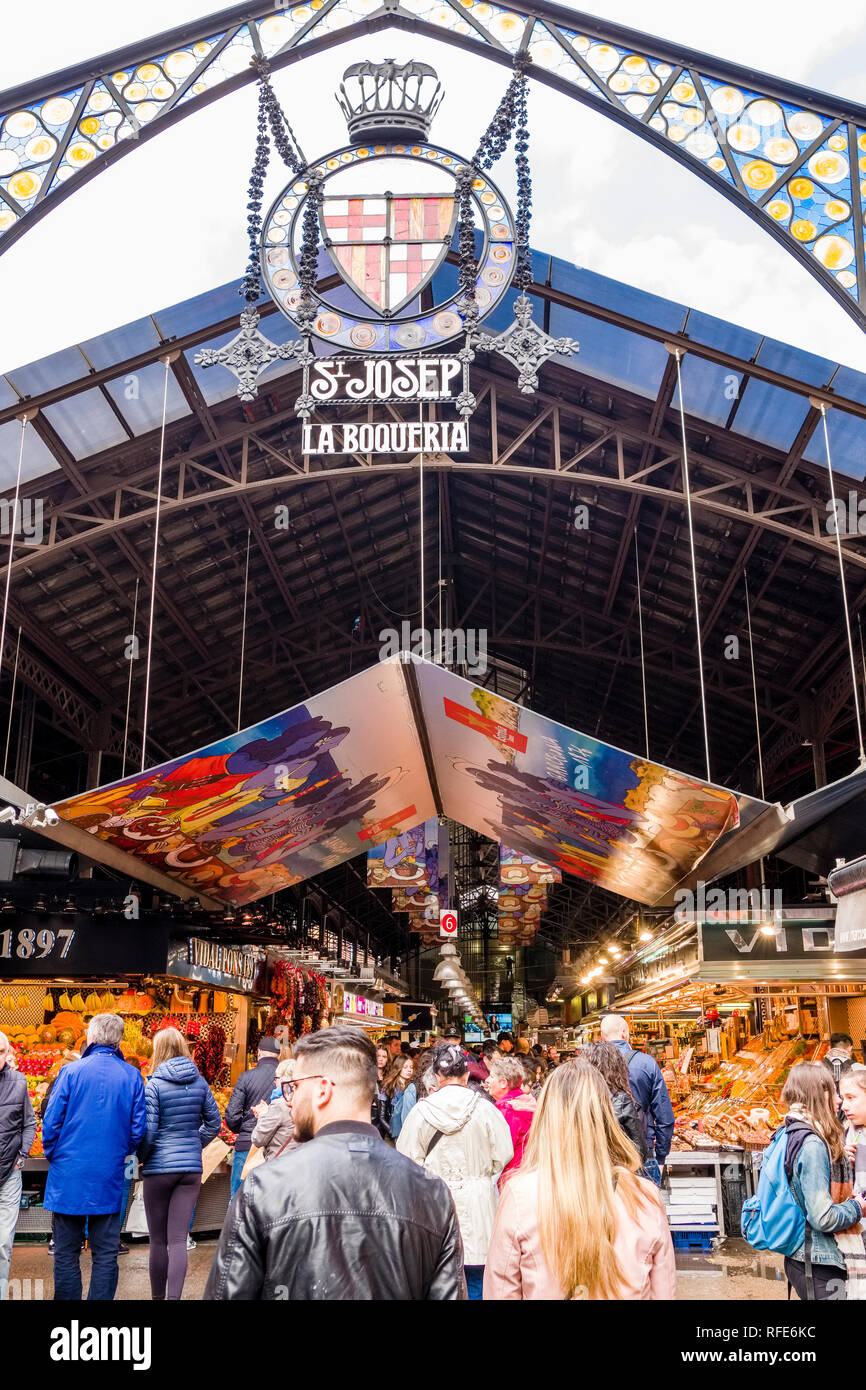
left=205, top=1026, right=466, bottom=1300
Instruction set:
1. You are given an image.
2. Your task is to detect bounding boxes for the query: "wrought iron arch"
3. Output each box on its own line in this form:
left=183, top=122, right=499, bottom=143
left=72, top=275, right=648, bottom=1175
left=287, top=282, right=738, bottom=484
left=2, top=2, right=866, bottom=330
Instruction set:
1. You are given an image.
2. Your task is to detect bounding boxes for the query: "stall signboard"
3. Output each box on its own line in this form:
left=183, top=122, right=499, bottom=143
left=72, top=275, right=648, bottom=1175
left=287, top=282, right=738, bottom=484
left=696, top=910, right=866, bottom=981
left=0, top=915, right=170, bottom=978
left=165, top=937, right=267, bottom=994
left=343, top=992, right=384, bottom=1018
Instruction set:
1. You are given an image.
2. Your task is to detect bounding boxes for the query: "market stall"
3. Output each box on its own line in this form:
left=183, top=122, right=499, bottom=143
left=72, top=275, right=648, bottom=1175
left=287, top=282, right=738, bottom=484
left=0, top=914, right=270, bottom=1239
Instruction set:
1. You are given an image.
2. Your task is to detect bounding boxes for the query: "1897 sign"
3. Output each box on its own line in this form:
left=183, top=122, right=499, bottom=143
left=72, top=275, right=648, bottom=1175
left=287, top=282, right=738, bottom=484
left=302, top=355, right=469, bottom=457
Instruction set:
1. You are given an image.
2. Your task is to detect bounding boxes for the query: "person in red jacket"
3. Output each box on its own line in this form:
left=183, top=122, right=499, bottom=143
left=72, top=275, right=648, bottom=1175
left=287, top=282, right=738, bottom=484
left=484, top=1051, right=536, bottom=1188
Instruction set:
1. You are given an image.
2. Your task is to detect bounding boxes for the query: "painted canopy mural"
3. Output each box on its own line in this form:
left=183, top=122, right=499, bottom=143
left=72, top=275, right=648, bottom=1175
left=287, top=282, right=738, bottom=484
left=54, top=656, right=740, bottom=907
left=53, top=660, right=435, bottom=907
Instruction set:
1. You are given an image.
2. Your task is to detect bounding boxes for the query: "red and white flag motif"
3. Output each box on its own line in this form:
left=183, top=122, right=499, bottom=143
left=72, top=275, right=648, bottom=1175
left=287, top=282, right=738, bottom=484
left=321, top=194, right=456, bottom=313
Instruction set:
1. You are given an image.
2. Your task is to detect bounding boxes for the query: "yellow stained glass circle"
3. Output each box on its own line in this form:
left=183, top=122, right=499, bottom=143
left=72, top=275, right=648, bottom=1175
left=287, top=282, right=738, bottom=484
left=0, top=209, right=16, bottom=230
left=661, top=102, right=680, bottom=119
left=609, top=74, right=632, bottom=93
left=574, top=36, right=590, bottom=53
left=588, top=44, right=619, bottom=72
left=124, top=83, right=148, bottom=102
left=134, top=102, right=158, bottom=124
left=791, top=218, right=816, bottom=241
left=682, top=108, right=704, bottom=127
left=87, top=91, right=112, bottom=113
left=41, top=97, right=74, bottom=125
left=743, top=160, right=776, bottom=189
left=837, top=270, right=857, bottom=288
left=112, top=72, right=129, bottom=85
left=151, top=82, right=174, bottom=102
left=491, top=13, right=521, bottom=38
left=529, top=41, right=561, bottom=69
left=708, top=155, right=726, bottom=171
left=66, top=143, right=95, bottom=165
left=480, top=191, right=496, bottom=204
left=491, top=245, right=511, bottom=261
left=649, top=115, right=666, bottom=133
left=671, top=81, right=695, bottom=103
left=748, top=99, right=783, bottom=127
left=685, top=131, right=717, bottom=159
left=0, top=150, right=18, bottom=175
left=710, top=86, right=744, bottom=116
left=6, top=111, right=38, bottom=138
left=668, top=125, right=688, bottom=143
left=789, top=177, right=813, bottom=199
left=767, top=200, right=791, bottom=221
left=490, top=223, right=510, bottom=239
left=8, top=170, right=39, bottom=198
left=727, top=123, right=760, bottom=152
left=25, top=134, right=56, bottom=161
left=828, top=133, right=848, bottom=151
left=192, top=42, right=211, bottom=57
left=808, top=151, right=847, bottom=183
left=136, top=64, right=161, bottom=82
left=813, top=233, right=854, bottom=269
left=78, top=118, right=99, bottom=137
left=638, top=75, right=660, bottom=94
left=825, top=198, right=850, bottom=220
left=96, top=134, right=114, bottom=150
left=764, top=136, right=797, bottom=164
left=655, top=63, right=673, bottom=79
left=623, top=55, right=648, bottom=74
left=859, top=133, right=866, bottom=152
left=165, top=51, right=197, bottom=79
left=787, top=111, right=823, bottom=142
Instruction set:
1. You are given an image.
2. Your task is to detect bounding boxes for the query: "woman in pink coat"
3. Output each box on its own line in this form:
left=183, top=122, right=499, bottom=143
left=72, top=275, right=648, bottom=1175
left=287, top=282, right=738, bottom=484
left=484, top=1052, right=536, bottom=1189
left=483, top=1061, right=676, bottom=1301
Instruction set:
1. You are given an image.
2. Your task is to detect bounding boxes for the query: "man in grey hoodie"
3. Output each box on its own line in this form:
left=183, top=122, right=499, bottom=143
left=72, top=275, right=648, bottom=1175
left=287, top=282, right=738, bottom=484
left=397, top=1040, right=513, bottom=1300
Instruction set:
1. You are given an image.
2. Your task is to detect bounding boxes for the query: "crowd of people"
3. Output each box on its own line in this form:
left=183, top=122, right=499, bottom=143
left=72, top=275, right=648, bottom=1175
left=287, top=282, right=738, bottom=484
left=1, top=1012, right=864, bottom=1300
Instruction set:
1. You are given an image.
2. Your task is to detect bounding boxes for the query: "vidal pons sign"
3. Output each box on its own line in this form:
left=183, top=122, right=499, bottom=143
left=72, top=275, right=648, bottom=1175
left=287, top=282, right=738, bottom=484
left=196, top=57, right=577, bottom=448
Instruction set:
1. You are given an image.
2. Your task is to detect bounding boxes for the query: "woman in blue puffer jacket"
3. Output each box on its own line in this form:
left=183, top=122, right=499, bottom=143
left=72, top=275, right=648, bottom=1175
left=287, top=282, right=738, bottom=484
left=138, top=1027, right=220, bottom=1300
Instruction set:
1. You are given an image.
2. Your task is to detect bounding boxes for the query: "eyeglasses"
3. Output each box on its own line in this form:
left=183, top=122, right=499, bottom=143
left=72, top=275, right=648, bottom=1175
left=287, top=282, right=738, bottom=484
left=281, top=1075, right=333, bottom=1098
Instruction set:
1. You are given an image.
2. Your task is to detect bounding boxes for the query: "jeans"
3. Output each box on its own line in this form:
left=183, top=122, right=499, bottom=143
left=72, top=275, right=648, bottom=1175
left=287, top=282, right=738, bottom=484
left=465, top=1265, right=484, bottom=1300
left=644, top=1159, right=662, bottom=1187
left=230, top=1148, right=247, bottom=1201
left=0, top=1167, right=22, bottom=1298
left=53, top=1210, right=123, bottom=1301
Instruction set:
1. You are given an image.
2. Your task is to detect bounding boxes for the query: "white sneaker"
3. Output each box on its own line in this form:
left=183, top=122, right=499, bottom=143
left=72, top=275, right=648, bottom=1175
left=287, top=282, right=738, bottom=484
left=187, top=1236, right=196, bottom=1250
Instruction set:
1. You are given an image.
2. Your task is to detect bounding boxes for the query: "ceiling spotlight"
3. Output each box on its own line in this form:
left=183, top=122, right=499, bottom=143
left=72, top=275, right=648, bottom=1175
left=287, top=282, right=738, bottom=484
left=639, top=930, right=653, bottom=942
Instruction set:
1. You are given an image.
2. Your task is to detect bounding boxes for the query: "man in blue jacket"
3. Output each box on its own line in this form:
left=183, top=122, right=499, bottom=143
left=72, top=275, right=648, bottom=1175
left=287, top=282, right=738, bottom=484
left=601, top=1014, right=675, bottom=1185
left=42, top=1012, right=146, bottom=1300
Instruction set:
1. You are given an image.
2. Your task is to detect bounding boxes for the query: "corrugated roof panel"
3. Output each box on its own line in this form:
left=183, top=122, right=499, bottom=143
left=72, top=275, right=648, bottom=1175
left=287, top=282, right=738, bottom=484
left=728, top=378, right=811, bottom=450
left=103, top=363, right=189, bottom=436
left=548, top=304, right=668, bottom=400
left=549, top=257, right=688, bottom=333
left=803, top=408, right=866, bottom=481
left=79, top=317, right=162, bottom=371
left=0, top=420, right=61, bottom=487
left=43, top=389, right=130, bottom=459
left=674, top=354, right=743, bottom=428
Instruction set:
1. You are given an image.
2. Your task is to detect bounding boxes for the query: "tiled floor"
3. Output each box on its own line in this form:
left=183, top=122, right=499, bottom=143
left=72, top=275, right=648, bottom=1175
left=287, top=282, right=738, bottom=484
left=8, top=1235, right=790, bottom=1300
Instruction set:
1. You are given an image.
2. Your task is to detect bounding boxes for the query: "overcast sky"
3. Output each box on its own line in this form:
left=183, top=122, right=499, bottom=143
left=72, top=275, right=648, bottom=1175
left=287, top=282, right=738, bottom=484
left=2, top=1, right=866, bottom=376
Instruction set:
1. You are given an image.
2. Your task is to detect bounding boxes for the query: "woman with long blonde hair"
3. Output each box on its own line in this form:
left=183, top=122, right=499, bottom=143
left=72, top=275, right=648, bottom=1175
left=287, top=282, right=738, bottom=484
left=483, top=1061, right=676, bottom=1300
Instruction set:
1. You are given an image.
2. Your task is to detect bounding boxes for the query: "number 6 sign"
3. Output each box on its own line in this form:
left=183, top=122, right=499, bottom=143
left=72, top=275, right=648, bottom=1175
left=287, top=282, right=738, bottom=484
left=440, top=909, right=458, bottom=938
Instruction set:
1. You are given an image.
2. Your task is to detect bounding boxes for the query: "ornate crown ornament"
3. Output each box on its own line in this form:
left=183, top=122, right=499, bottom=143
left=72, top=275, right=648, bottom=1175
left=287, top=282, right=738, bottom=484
left=336, top=59, right=444, bottom=145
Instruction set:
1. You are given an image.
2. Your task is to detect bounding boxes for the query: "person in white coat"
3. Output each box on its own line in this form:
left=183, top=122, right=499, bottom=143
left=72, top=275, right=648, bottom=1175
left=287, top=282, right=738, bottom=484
left=397, top=1040, right=513, bottom=1299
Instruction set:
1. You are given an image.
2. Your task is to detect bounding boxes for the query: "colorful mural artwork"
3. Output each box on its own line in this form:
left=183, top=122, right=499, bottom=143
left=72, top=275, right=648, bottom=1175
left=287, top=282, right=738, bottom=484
left=497, top=845, right=561, bottom=945
left=413, top=661, right=741, bottom=907
left=53, top=661, right=435, bottom=907
left=53, top=657, right=742, bottom=908
left=367, top=817, right=445, bottom=940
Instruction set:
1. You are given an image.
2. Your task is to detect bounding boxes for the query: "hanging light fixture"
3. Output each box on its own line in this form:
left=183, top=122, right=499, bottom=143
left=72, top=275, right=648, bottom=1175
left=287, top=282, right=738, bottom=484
left=433, top=956, right=463, bottom=982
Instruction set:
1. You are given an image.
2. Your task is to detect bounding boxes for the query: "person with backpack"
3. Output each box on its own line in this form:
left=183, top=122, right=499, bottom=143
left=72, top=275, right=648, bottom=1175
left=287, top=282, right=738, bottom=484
left=397, top=1041, right=513, bottom=1299
left=743, top=1061, right=866, bottom=1301
left=600, top=1015, right=673, bottom=1184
